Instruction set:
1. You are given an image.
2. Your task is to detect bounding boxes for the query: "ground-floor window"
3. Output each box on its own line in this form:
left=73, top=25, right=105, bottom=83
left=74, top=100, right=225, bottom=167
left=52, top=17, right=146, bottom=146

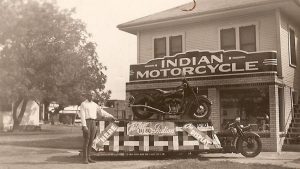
left=220, top=87, right=270, bottom=131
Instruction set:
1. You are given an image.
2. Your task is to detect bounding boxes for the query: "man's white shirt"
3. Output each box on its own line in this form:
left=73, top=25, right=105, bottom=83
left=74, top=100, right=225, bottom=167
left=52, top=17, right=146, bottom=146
left=80, top=100, right=114, bottom=126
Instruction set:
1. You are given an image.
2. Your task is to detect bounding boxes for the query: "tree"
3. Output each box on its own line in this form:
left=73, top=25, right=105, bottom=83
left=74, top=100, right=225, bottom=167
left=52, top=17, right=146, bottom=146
left=0, top=0, right=111, bottom=130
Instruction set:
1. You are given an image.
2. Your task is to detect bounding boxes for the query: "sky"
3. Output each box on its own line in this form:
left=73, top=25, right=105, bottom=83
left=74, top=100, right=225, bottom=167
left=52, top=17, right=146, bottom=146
left=56, top=0, right=191, bottom=100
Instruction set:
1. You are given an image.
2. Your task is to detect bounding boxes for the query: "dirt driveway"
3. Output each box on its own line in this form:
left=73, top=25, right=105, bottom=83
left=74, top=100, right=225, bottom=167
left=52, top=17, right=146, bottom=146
left=0, top=145, right=173, bottom=169
left=0, top=124, right=299, bottom=169
left=0, top=124, right=173, bottom=169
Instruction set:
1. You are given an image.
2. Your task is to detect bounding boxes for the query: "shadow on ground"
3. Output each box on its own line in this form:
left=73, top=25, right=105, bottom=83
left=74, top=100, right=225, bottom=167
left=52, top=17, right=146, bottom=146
left=292, top=158, right=300, bottom=164
left=46, top=155, right=83, bottom=164
left=197, top=156, right=240, bottom=161
left=89, top=153, right=197, bottom=161
left=88, top=153, right=240, bottom=162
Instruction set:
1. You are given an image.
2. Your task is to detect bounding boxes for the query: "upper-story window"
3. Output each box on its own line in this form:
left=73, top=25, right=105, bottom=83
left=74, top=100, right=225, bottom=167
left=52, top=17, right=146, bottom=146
left=220, top=24, right=257, bottom=52
left=154, top=34, right=183, bottom=58
left=154, top=37, right=166, bottom=58
left=169, top=35, right=183, bottom=56
left=289, top=27, right=297, bottom=66
left=220, top=28, right=236, bottom=50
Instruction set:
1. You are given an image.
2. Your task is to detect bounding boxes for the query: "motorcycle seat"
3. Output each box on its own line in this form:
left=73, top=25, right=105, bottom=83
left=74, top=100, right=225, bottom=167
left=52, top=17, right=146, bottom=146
left=216, top=131, right=234, bottom=137
left=156, top=89, right=177, bottom=95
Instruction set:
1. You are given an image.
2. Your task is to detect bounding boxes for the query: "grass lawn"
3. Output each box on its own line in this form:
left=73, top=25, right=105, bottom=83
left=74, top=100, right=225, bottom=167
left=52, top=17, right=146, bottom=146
left=144, top=160, right=291, bottom=169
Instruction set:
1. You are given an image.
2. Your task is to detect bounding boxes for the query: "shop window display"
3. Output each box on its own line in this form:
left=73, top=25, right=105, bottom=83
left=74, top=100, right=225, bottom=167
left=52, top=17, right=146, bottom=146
left=220, top=88, right=269, bottom=132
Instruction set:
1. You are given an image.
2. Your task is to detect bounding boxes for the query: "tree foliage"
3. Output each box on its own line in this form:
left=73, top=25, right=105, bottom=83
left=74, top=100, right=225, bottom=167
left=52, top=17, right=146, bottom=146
left=0, top=0, right=110, bottom=128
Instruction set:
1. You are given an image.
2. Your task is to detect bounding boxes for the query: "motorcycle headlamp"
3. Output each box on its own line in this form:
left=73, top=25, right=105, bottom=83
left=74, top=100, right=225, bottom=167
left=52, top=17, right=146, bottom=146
left=129, top=96, right=135, bottom=105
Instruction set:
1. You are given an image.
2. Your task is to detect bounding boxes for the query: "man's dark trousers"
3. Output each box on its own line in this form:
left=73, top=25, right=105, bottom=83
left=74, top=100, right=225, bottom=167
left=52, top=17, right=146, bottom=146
left=82, top=119, right=97, bottom=162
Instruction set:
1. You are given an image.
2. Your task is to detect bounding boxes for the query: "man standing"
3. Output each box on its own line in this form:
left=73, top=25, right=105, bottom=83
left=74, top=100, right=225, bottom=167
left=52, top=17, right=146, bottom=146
left=80, top=90, right=115, bottom=164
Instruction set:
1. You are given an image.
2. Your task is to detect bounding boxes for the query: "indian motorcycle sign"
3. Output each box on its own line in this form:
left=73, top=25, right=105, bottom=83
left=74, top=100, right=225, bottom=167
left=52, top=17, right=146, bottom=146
left=129, top=50, right=277, bottom=81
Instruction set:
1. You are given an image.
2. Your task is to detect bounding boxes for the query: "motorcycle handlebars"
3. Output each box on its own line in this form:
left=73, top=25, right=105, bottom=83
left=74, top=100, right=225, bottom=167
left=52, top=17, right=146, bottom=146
left=226, top=121, right=251, bottom=131
left=175, top=80, right=188, bottom=91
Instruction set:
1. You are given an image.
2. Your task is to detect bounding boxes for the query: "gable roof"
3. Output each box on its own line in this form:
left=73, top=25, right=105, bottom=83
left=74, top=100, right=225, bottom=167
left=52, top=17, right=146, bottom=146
left=118, top=0, right=299, bottom=34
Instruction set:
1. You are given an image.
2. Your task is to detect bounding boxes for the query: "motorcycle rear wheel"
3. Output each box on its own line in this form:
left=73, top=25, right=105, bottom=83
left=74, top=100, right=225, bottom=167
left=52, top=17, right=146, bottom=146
left=132, top=96, right=154, bottom=119
left=238, top=136, right=262, bottom=158
left=189, top=98, right=211, bottom=119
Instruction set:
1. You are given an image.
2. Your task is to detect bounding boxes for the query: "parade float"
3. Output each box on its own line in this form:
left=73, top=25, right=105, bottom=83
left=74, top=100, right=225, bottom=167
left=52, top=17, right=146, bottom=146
left=90, top=50, right=276, bottom=157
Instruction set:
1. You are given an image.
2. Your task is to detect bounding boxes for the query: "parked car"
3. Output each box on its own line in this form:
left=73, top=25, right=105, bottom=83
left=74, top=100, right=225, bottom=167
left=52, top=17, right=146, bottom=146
left=59, top=105, right=80, bottom=124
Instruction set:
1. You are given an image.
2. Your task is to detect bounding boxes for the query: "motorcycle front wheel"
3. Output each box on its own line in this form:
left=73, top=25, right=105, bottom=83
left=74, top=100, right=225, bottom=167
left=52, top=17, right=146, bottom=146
left=238, top=135, right=262, bottom=158
left=132, top=96, right=154, bottom=119
left=189, top=98, right=211, bottom=119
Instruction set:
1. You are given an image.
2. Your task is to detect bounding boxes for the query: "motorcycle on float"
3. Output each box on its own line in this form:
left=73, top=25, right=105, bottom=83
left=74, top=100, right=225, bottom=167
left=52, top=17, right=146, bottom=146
left=129, top=77, right=212, bottom=120
left=217, top=117, right=262, bottom=157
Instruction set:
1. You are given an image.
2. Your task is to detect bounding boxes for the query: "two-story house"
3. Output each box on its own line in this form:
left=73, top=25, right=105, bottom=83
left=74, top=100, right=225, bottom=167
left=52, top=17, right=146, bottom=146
left=118, top=0, right=300, bottom=152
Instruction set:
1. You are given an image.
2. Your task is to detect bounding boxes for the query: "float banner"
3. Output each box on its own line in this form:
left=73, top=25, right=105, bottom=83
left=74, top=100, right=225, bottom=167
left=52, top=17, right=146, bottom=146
left=183, top=123, right=213, bottom=145
left=129, top=50, right=277, bottom=81
left=93, top=122, right=118, bottom=147
left=127, top=121, right=176, bottom=136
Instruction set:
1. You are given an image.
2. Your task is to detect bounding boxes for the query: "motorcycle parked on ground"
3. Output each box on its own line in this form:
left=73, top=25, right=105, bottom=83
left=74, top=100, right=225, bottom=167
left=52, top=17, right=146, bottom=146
left=129, top=77, right=212, bottom=120
left=217, top=117, right=262, bottom=157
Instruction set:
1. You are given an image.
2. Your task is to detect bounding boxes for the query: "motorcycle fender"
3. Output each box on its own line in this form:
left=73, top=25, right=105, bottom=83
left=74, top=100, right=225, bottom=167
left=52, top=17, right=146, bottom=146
left=197, top=96, right=212, bottom=105
left=244, top=132, right=260, bottom=138
left=236, top=132, right=260, bottom=153
left=133, top=94, right=154, bottom=104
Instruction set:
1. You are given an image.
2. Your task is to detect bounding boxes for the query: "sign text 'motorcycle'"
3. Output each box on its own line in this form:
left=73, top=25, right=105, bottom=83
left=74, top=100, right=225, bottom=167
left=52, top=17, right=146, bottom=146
left=129, top=50, right=277, bottom=81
